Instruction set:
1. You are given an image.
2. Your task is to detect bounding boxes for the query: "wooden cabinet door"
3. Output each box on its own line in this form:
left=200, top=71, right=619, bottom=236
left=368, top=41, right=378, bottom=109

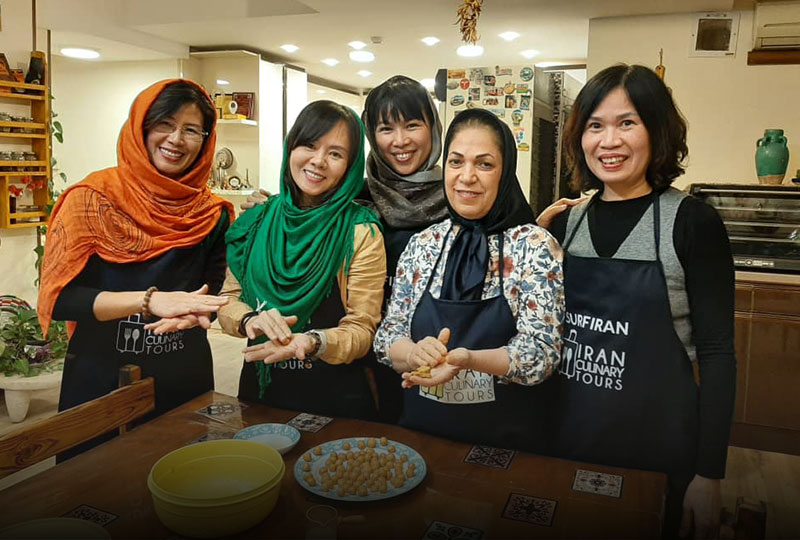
left=733, top=313, right=751, bottom=423
left=744, top=314, right=800, bottom=430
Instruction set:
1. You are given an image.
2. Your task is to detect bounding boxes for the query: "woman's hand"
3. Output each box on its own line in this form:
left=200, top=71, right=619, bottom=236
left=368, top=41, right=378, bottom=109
left=406, top=328, right=450, bottom=369
left=144, top=313, right=212, bottom=335
left=680, top=475, right=721, bottom=539
left=536, top=197, right=587, bottom=229
left=402, top=361, right=462, bottom=388
left=239, top=188, right=271, bottom=211
left=148, top=284, right=228, bottom=319
left=243, top=332, right=315, bottom=364
left=243, top=308, right=298, bottom=345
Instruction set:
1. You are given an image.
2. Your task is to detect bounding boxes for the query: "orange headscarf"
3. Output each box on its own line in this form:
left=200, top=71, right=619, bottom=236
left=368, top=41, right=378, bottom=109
left=38, top=79, right=234, bottom=336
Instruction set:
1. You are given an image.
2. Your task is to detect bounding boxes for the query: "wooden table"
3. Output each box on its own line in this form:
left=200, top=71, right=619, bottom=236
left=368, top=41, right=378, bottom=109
left=0, top=392, right=667, bottom=538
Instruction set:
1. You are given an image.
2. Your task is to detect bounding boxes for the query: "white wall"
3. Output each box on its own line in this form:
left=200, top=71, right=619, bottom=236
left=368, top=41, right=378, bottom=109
left=588, top=10, right=800, bottom=188
left=0, top=0, right=49, bottom=304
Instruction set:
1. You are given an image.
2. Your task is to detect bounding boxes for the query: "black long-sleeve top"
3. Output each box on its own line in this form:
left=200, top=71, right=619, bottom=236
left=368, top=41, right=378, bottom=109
left=550, top=192, right=736, bottom=479
left=53, top=210, right=229, bottom=417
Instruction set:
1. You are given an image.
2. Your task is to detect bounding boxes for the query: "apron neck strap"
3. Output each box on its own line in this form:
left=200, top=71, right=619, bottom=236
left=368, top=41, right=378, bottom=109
left=652, top=190, right=661, bottom=262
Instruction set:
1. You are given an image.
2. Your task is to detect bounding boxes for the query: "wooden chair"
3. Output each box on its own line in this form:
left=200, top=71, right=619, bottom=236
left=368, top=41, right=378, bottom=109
left=0, top=364, right=155, bottom=479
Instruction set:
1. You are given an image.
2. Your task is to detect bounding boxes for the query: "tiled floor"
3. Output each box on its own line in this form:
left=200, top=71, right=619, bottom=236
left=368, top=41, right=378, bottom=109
left=1, top=327, right=799, bottom=537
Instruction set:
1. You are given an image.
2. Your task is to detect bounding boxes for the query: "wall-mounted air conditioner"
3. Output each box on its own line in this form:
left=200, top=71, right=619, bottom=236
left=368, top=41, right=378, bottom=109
left=754, top=1, right=800, bottom=50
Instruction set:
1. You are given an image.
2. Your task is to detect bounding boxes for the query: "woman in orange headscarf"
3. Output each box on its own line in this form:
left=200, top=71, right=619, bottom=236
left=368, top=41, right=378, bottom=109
left=38, top=79, right=233, bottom=458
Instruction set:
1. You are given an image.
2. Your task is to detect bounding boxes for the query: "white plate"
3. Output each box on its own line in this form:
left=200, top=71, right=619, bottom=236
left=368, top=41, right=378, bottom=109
left=234, top=423, right=300, bottom=455
left=293, top=437, right=426, bottom=502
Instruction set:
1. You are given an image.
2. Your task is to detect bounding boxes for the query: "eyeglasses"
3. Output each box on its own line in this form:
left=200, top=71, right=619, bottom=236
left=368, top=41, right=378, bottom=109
left=151, top=119, right=208, bottom=142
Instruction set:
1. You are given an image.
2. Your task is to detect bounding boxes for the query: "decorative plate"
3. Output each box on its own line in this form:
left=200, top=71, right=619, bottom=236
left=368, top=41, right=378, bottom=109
left=293, top=437, right=426, bottom=502
left=234, top=423, right=301, bottom=455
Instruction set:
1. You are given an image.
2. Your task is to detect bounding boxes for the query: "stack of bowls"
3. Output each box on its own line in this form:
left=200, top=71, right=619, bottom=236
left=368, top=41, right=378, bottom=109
left=147, top=439, right=285, bottom=538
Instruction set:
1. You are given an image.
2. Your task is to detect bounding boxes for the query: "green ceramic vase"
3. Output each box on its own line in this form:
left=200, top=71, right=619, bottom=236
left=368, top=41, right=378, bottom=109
left=755, top=129, right=789, bottom=185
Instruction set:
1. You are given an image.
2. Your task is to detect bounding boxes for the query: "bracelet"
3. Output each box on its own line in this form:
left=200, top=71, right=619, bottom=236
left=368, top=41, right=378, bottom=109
left=305, top=330, right=322, bottom=358
left=238, top=311, right=259, bottom=337
left=141, top=286, right=158, bottom=322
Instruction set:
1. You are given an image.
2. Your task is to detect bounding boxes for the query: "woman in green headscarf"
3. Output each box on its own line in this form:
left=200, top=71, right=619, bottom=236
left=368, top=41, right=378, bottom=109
left=219, top=100, right=386, bottom=419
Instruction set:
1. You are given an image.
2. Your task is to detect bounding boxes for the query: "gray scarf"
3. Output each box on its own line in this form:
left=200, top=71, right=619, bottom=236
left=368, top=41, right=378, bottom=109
left=362, top=92, right=448, bottom=230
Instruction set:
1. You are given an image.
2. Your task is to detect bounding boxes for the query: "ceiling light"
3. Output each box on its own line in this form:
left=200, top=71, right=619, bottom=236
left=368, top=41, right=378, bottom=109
left=357, top=70, right=372, bottom=78
left=535, top=61, right=561, bottom=68
left=420, top=78, right=435, bottom=90
left=60, top=47, right=100, bottom=59
left=456, top=44, right=484, bottom=57
left=280, top=44, right=299, bottom=53
left=348, top=41, right=367, bottom=50
left=216, top=79, right=230, bottom=86
left=499, top=31, right=520, bottom=41
left=520, top=49, right=541, bottom=59
left=421, top=36, right=440, bottom=46
left=316, top=89, right=327, bottom=94
left=321, top=58, right=340, bottom=66
left=349, top=50, right=375, bottom=62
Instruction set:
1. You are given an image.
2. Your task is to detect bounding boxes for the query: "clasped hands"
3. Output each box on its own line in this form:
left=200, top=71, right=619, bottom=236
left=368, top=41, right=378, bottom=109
left=143, top=284, right=228, bottom=334
left=402, top=328, right=473, bottom=388
left=241, top=308, right=315, bottom=364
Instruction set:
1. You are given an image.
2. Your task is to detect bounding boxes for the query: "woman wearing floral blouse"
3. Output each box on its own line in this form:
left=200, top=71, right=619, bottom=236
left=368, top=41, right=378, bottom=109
left=374, top=109, right=564, bottom=451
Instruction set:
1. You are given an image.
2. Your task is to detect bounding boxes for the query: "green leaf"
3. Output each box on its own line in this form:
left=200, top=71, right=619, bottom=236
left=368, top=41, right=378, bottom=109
left=54, top=132, right=63, bottom=143
left=53, top=120, right=62, bottom=132
left=59, top=172, right=67, bottom=181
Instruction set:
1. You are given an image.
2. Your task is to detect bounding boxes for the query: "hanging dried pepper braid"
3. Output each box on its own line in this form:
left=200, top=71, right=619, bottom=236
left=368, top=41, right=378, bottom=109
left=456, top=0, right=483, bottom=44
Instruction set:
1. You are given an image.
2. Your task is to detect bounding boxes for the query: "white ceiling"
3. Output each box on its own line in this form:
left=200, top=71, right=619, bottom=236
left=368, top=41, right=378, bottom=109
left=39, top=0, right=743, bottom=92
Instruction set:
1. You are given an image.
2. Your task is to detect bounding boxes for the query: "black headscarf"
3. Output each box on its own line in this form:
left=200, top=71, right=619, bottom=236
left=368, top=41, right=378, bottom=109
left=440, top=109, right=536, bottom=300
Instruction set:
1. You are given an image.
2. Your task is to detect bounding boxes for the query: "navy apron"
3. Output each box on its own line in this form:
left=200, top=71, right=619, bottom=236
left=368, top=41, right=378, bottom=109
left=550, top=193, right=698, bottom=476
left=401, top=227, right=546, bottom=450
left=238, top=280, right=378, bottom=420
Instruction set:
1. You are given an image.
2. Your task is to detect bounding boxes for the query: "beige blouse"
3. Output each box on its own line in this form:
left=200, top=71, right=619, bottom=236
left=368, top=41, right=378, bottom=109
left=218, top=223, right=386, bottom=364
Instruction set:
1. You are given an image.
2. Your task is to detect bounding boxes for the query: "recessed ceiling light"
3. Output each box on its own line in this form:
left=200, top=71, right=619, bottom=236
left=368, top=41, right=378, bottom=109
left=420, top=78, right=435, bottom=90
left=280, top=44, right=299, bottom=53
left=349, top=50, right=375, bottom=62
left=348, top=41, right=367, bottom=50
left=60, top=47, right=100, bottom=59
left=321, top=58, right=340, bottom=66
left=499, top=31, right=520, bottom=41
left=357, top=70, right=372, bottom=77
left=456, top=44, right=484, bottom=57
left=216, top=79, right=230, bottom=86
left=535, top=61, right=561, bottom=68
left=520, top=49, right=541, bottom=59
left=421, top=36, right=440, bottom=46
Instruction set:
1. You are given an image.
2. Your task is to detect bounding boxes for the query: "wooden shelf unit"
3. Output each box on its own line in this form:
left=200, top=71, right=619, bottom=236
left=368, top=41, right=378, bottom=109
left=0, top=79, right=51, bottom=229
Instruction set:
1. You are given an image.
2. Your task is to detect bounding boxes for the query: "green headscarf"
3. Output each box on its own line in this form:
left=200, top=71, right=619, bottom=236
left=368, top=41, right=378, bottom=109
left=226, top=109, right=381, bottom=396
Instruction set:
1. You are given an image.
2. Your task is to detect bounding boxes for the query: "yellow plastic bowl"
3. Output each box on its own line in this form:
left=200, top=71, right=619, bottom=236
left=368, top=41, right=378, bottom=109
left=147, top=440, right=285, bottom=538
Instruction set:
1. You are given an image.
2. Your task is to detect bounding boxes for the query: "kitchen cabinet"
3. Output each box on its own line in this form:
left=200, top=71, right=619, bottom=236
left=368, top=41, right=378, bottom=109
left=730, top=274, right=800, bottom=455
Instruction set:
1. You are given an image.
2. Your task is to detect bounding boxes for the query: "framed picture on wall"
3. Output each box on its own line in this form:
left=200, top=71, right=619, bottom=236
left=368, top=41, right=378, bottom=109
left=232, top=92, right=255, bottom=120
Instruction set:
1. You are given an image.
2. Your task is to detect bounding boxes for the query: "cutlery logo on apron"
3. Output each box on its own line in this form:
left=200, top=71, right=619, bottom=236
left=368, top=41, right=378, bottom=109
left=115, top=315, right=185, bottom=355
left=560, top=313, right=629, bottom=391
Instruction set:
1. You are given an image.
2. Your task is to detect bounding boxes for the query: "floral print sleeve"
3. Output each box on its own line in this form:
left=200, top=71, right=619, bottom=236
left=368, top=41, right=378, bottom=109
left=373, top=221, right=449, bottom=365
left=502, top=226, right=564, bottom=385
left=373, top=221, right=564, bottom=385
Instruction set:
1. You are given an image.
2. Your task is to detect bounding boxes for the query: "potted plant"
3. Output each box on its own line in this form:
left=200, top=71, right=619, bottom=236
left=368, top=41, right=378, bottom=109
left=0, top=306, right=67, bottom=377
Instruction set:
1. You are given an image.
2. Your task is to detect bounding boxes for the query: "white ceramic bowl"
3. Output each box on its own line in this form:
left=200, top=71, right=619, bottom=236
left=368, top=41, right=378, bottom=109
left=234, top=423, right=301, bottom=455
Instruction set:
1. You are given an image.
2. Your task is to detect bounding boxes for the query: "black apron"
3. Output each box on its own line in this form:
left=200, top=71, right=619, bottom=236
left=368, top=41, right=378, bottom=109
left=400, top=228, right=546, bottom=450
left=550, top=193, right=698, bottom=475
left=238, top=280, right=378, bottom=420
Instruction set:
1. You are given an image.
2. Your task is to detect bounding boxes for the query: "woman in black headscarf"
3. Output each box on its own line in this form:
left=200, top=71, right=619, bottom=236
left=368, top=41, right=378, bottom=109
left=373, top=109, right=564, bottom=450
